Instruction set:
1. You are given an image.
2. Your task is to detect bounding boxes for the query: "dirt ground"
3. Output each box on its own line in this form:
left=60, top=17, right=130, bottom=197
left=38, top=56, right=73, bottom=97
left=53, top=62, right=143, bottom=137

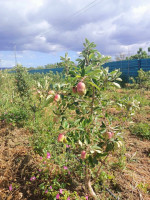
left=114, top=134, right=150, bottom=200
left=0, top=122, right=150, bottom=200
left=0, top=123, right=40, bottom=200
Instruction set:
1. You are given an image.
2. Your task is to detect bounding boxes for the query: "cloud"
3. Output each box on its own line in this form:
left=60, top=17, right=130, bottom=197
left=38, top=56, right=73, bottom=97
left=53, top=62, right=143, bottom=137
left=0, top=0, right=150, bottom=60
left=111, top=4, right=150, bottom=45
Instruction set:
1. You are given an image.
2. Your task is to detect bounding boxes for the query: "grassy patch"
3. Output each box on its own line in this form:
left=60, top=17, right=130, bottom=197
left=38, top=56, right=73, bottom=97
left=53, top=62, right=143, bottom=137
left=129, top=122, right=150, bottom=140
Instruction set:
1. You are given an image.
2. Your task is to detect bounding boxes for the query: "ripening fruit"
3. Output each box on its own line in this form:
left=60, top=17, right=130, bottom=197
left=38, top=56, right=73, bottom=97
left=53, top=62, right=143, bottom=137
left=104, top=131, right=114, bottom=140
left=58, top=134, right=65, bottom=142
left=48, top=90, right=55, bottom=95
left=81, top=151, right=86, bottom=160
left=72, top=86, right=77, bottom=94
left=54, top=94, right=60, bottom=102
left=77, top=82, right=86, bottom=96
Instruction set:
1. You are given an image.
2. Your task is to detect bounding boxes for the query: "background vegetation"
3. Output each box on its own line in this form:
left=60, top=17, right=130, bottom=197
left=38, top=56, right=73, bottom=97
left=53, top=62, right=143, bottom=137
left=0, top=39, right=149, bottom=200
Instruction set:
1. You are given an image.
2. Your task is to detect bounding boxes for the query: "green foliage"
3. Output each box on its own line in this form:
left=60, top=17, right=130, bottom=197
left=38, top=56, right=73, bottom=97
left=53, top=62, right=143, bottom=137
left=0, top=106, right=29, bottom=127
left=126, top=47, right=150, bottom=60
left=129, top=122, right=150, bottom=140
left=137, top=182, right=149, bottom=194
left=76, top=38, right=111, bottom=68
left=44, top=38, right=124, bottom=199
left=116, top=95, right=140, bottom=116
left=1, top=39, right=148, bottom=199
left=130, top=69, right=150, bottom=89
left=14, top=65, right=30, bottom=99
left=59, top=52, right=76, bottom=75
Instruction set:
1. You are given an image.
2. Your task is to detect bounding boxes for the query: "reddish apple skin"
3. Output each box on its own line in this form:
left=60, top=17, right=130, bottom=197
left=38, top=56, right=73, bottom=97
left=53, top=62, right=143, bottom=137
left=104, top=132, right=114, bottom=139
left=58, top=134, right=65, bottom=142
left=81, top=151, right=86, bottom=159
left=54, top=94, right=60, bottom=102
left=77, top=82, right=86, bottom=96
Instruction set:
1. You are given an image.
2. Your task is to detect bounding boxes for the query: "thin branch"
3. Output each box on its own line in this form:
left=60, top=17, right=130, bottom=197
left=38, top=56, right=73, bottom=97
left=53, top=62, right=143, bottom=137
left=91, top=86, right=95, bottom=115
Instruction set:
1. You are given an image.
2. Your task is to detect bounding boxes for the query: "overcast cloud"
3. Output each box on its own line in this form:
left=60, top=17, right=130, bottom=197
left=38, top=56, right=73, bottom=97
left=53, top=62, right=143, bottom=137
left=0, top=0, right=150, bottom=67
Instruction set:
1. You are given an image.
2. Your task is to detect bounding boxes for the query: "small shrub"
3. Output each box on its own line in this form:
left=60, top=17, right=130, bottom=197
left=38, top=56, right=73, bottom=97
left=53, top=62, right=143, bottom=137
left=129, top=122, right=150, bottom=140
left=129, top=69, right=150, bottom=90
left=14, top=65, right=30, bottom=99
left=0, top=107, right=29, bottom=127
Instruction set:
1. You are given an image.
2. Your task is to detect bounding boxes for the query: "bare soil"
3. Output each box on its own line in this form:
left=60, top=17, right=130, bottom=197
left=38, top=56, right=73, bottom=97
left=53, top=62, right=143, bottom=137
left=113, top=134, right=150, bottom=200
left=0, top=123, right=42, bottom=200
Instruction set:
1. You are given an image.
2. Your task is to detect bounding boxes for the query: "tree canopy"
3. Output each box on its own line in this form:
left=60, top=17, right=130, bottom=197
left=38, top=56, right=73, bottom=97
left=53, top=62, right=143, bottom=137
left=126, top=47, right=150, bottom=60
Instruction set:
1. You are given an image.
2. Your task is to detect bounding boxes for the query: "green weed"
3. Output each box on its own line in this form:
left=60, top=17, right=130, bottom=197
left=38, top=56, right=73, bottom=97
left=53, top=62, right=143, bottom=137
left=129, top=122, right=150, bottom=140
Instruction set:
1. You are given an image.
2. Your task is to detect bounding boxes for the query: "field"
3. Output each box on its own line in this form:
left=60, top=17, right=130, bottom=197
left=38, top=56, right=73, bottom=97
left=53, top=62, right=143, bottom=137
left=0, top=41, right=150, bottom=200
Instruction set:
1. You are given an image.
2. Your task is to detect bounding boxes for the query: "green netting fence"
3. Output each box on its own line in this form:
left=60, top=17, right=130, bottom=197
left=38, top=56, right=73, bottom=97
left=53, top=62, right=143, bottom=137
left=2, top=58, right=150, bottom=83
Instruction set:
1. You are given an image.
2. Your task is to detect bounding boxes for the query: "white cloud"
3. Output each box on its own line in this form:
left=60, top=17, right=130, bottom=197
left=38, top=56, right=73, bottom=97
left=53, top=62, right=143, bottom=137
left=0, top=0, right=150, bottom=59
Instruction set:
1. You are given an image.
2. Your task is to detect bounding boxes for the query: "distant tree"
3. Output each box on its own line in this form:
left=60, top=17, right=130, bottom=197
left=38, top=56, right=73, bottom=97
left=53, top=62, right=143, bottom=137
left=36, top=66, right=44, bottom=69
left=44, top=64, right=56, bottom=69
left=126, top=47, right=150, bottom=60
left=56, top=62, right=65, bottom=68
left=115, top=53, right=126, bottom=61
left=28, top=67, right=34, bottom=70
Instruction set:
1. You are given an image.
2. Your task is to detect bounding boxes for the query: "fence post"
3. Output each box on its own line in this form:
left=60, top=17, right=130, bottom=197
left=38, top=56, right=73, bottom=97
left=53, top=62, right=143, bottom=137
left=128, top=60, right=129, bottom=83
left=138, top=59, right=141, bottom=70
left=138, top=59, right=142, bottom=88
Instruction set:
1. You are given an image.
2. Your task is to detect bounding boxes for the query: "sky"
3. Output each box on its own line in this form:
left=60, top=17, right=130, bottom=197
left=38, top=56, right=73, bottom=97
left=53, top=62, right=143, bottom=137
left=0, top=0, right=150, bottom=68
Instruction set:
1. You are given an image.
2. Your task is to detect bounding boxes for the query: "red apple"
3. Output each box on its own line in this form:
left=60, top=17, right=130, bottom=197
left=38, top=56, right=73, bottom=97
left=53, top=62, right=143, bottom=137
left=58, top=134, right=65, bottom=142
left=81, top=151, right=86, bottom=159
left=54, top=94, right=60, bottom=102
left=104, top=132, right=114, bottom=139
left=77, top=82, right=86, bottom=96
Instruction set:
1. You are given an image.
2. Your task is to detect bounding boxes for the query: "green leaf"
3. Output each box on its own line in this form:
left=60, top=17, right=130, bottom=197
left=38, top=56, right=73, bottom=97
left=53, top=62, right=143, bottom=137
left=113, top=82, right=121, bottom=88
left=116, top=78, right=122, bottom=81
left=73, top=102, right=79, bottom=106
left=90, top=150, right=95, bottom=154
left=39, top=183, right=45, bottom=190
left=91, top=78, right=98, bottom=86
left=88, top=69, right=101, bottom=76
left=69, top=70, right=76, bottom=77
left=78, top=140, right=83, bottom=147
left=88, top=155, right=95, bottom=167
left=80, top=60, right=85, bottom=69
left=97, top=152, right=108, bottom=157
left=81, top=68, right=85, bottom=77
left=76, top=109, right=81, bottom=114
left=89, top=53, right=95, bottom=60
left=43, top=97, right=53, bottom=107
left=74, top=119, right=80, bottom=125
left=93, top=157, right=98, bottom=165
left=46, top=95, right=54, bottom=100
left=88, top=81, right=100, bottom=91
left=101, top=121, right=106, bottom=128
left=95, top=149, right=102, bottom=153
left=62, top=120, right=69, bottom=129
left=84, top=137, right=89, bottom=145
left=67, top=137, right=72, bottom=143
left=106, top=142, right=114, bottom=152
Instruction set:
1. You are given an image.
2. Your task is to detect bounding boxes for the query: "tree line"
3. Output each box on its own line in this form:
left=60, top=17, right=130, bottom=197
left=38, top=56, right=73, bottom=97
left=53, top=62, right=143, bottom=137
left=116, top=47, right=150, bottom=61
